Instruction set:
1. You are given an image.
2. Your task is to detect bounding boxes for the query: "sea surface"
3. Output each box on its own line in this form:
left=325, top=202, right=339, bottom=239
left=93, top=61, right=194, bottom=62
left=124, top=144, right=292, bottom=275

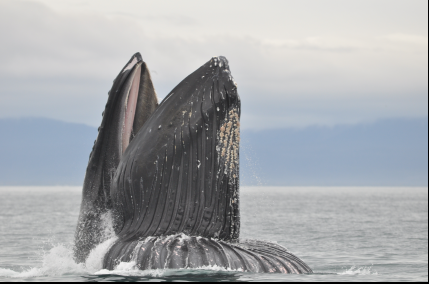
left=0, top=186, right=427, bottom=282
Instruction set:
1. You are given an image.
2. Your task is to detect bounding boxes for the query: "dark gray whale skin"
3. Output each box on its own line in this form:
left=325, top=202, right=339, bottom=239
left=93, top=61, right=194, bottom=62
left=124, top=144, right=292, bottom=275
left=74, top=53, right=158, bottom=263
left=110, top=56, right=241, bottom=243
left=104, top=235, right=312, bottom=273
left=74, top=54, right=313, bottom=274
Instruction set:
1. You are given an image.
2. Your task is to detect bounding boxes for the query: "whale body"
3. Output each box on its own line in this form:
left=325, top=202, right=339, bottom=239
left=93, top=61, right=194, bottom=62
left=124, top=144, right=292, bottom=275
left=74, top=53, right=313, bottom=274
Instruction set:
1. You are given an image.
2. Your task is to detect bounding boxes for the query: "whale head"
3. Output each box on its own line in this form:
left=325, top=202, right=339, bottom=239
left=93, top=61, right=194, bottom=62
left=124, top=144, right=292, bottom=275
left=74, top=55, right=241, bottom=263
left=110, top=56, right=241, bottom=243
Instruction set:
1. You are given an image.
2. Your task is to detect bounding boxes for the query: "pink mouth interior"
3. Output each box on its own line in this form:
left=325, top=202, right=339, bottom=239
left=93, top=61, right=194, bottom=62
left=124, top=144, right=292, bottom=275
left=123, top=57, right=139, bottom=73
left=122, top=65, right=141, bottom=154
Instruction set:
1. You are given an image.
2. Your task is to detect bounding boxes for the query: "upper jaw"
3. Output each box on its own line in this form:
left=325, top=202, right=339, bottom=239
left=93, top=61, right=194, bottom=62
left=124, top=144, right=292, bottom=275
left=210, top=56, right=240, bottom=112
left=119, top=53, right=143, bottom=74
left=156, top=55, right=240, bottom=121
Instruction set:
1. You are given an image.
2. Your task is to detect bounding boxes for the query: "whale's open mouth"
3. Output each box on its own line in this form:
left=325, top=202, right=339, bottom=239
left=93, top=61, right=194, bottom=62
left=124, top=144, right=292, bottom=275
left=114, top=54, right=158, bottom=155
left=75, top=53, right=158, bottom=263
left=121, top=59, right=142, bottom=153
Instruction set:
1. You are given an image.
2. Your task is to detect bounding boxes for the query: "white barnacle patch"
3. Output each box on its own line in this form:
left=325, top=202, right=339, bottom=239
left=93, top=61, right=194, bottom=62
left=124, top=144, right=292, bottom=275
left=217, top=108, right=240, bottom=182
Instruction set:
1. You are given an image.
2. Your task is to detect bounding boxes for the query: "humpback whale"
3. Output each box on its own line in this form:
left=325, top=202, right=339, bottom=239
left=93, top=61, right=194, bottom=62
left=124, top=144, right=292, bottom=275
left=74, top=53, right=313, bottom=274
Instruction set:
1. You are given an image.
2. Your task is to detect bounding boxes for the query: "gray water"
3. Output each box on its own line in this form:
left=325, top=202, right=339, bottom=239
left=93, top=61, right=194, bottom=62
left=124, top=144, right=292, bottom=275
left=0, top=186, right=427, bottom=282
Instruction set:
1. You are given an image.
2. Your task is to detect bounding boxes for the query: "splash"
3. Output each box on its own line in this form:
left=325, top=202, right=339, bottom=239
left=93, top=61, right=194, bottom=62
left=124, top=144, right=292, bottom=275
left=95, top=261, right=166, bottom=277
left=338, top=265, right=378, bottom=275
left=0, top=212, right=117, bottom=279
left=0, top=244, right=85, bottom=278
left=240, top=140, right=263, bottom=186
left=84, top=237, right=118, bottom=273
left=85, top=211, right=118, bottom=272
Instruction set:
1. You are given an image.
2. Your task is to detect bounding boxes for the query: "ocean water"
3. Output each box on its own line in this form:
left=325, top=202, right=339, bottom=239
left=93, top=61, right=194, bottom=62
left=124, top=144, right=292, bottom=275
left=0, top=186, right=427, bottom=282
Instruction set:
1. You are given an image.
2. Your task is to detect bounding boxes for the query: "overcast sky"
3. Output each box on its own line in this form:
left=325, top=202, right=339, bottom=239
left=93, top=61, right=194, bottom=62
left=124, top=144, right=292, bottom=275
left=0, top=0, right=427, bottom=129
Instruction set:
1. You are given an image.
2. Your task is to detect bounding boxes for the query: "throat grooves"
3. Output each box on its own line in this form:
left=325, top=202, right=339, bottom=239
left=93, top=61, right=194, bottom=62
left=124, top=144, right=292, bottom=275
left=154, top=145, right=175, bottom=235
left=146, top=152, right=168, bottom=236
left=166, top=130, right=185, bottom=234
left=183, top=113, right=194, bottom=234
left=192, top=101, right=207, bottom=234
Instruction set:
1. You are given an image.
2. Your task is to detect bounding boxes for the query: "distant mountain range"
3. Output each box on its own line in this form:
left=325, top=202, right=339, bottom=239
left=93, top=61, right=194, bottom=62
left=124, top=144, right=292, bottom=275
left=0, top=117, right=427, bottom=186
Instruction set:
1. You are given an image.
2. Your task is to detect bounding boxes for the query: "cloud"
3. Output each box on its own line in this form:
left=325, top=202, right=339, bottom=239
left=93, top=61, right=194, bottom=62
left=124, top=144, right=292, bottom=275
left=0, top=0, right=427, bottom=128
left=108, top=12, right=199, bottom=26
left=382, top=34, right=428, bottom=45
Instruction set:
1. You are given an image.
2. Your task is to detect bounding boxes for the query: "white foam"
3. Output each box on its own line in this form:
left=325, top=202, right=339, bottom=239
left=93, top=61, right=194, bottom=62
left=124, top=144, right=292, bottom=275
left=95, top=262, right=165, bottom=277
left=0, top=268, right=21, bottom=278
left=338, top=265, right=378, bottom=275
left=182, top=265, right=244, bottom=273
left=93, top=263, right=242, bottom=278
left=85, top=211, right=118, bottom=272
left=0, top=268, right=42, bottom=278
left=0, top=244, right=85, bottom=278
left=0, top=237, right=124, bottom=279
left=0, top=211, right=118, bottom=279
left=85, top=237, right=118, bottom=272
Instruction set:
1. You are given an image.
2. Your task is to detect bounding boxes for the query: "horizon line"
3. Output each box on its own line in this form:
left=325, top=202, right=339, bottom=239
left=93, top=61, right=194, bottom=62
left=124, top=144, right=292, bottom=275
left=1, top=115, right=428, bottom=130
